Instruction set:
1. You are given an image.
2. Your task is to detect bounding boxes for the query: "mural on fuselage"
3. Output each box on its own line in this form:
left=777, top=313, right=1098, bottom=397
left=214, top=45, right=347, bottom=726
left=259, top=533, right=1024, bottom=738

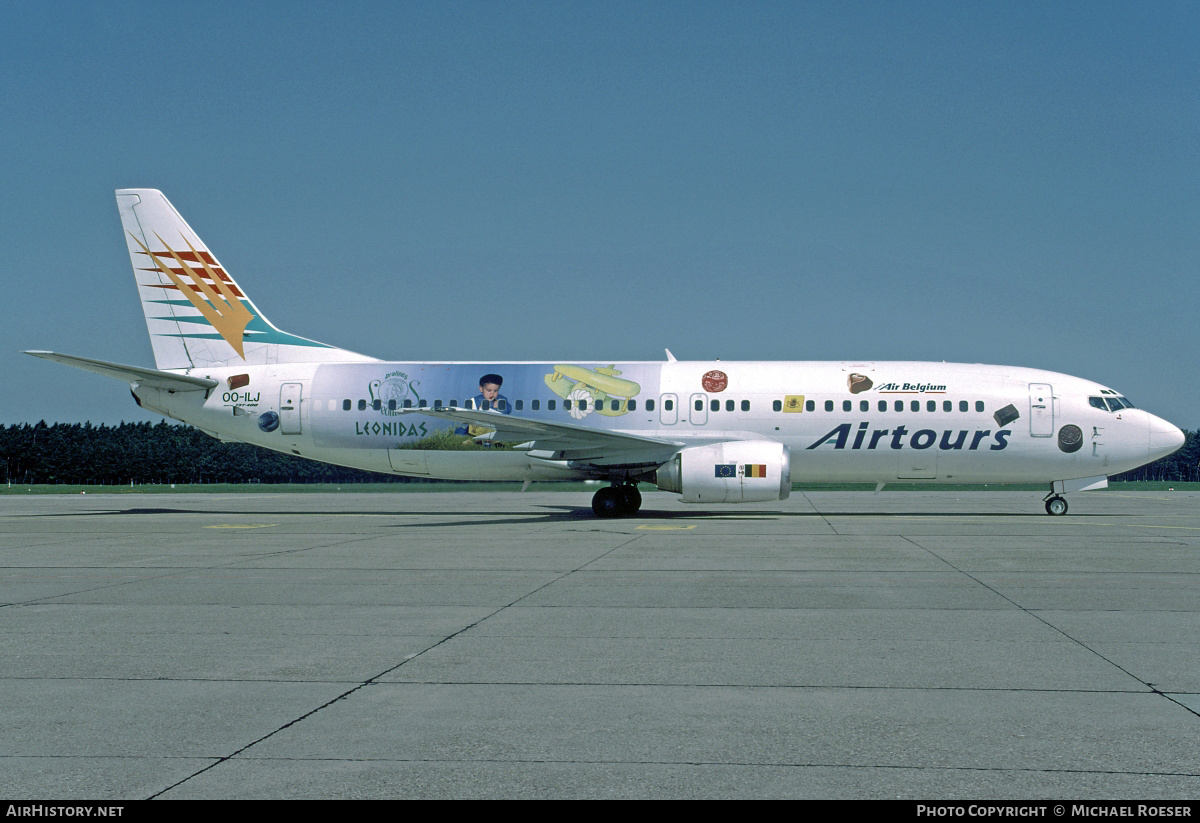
left=309, top=363, right=655, bottom=450
left=544, top=365, right=641, bottom=419
left=369, top=371, right=422, bottom=416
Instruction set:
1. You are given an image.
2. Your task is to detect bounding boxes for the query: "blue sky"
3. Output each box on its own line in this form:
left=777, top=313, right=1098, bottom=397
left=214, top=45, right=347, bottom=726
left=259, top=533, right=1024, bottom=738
left=3, top=1, right=1197, bottom=428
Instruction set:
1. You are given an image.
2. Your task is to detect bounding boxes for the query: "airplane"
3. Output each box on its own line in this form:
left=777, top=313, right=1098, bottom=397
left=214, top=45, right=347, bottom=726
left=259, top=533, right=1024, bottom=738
left=26, top=189, right=1186, bottom=517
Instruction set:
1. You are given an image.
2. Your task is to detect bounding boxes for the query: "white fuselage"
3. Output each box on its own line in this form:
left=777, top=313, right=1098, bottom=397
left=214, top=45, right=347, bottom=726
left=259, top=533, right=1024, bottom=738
left=133, top=358, right=1183, bottom=488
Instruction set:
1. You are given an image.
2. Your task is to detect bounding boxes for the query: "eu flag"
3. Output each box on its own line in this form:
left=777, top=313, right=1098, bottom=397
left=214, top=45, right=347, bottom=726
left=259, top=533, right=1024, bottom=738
left=714, top=464, right=736, bottom=478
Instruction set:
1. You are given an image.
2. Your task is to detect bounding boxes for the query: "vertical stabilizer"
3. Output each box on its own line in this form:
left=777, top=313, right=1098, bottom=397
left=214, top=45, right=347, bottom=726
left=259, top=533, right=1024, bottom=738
left=116, top=189, right=375, bottom=370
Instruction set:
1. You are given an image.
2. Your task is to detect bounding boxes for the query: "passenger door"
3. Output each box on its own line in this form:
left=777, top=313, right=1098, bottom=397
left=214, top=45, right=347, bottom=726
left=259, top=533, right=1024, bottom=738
left=1028, top=383, right=1053, bottom=437
left=280, top=383, right=303, bottom=435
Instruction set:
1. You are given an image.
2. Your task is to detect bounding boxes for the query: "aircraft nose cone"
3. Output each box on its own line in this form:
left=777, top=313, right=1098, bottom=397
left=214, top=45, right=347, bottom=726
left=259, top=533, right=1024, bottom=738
left=1148, top=415, right=1186, bottom=460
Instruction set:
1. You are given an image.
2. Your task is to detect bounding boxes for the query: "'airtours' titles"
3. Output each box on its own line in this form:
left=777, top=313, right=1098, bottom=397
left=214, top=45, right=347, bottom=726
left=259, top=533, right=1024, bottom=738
left=807, top=422, right=1012, bottom=451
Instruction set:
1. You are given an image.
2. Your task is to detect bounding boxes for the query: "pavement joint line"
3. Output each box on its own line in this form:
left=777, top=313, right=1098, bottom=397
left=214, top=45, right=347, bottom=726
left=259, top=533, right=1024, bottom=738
left=146, top=531, right=647, bottom=799
left=5, top=752, right=1199, bottom=778
left=900, top=535, right=1200, bottom=721
left=176, top=756, right=1200, bottom=778
left=0, top=530, right=390, bottom=609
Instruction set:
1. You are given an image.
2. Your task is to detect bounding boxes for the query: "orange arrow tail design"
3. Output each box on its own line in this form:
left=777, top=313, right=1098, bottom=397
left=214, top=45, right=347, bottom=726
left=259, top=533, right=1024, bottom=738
left=131, top=232, right=253, bottom=358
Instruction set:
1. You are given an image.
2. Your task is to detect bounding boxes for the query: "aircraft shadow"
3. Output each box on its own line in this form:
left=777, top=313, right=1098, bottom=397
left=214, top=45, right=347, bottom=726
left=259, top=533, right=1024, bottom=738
left=21, top=506, right=1129, bottom=529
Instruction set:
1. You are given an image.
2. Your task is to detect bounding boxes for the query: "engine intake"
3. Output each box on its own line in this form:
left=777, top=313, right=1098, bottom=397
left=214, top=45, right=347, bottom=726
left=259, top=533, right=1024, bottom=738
left=655, top=441, right=791, bottom=503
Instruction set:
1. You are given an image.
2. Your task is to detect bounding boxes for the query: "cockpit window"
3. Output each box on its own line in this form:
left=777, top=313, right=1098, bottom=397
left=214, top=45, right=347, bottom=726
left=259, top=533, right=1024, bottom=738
left=1091, top=395, right=1136, bottom=412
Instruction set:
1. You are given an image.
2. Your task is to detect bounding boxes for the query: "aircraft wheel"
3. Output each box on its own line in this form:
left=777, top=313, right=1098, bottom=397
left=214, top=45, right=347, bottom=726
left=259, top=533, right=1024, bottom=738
left=619, top=484, right=642, bottom=514
left=592, top=486, right=622, bottom=518
left=1045, top=496, right=1068, bottom=516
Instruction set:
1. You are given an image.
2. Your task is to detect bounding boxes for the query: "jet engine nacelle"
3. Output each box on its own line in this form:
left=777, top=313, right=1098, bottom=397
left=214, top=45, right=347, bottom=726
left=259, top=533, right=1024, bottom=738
left=655, top=441, right=791, bottom=503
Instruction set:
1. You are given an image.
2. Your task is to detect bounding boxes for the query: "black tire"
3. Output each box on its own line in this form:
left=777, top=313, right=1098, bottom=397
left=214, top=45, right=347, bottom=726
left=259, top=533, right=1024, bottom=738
left=1045, top=496, right=1068, bottom=516
left=619, top=484, right=642, bottom=514
left=592, top=486, right=622, bottom=518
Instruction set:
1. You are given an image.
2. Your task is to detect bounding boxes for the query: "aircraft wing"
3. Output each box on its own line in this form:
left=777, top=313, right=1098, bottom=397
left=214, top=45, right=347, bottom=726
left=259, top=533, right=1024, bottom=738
left=404, top=407, right=683, bottom=467
left=24, top=351, right=219, bottom=392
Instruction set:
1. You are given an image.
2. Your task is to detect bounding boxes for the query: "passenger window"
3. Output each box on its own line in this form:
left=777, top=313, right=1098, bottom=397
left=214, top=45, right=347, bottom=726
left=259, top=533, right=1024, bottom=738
left=710, top=399, right=719, bottom=412
left=910, top=400, right=919, bottom=412
left=975, top=401, right=984, bottom=412
left=358, top=399, right=367, bottom=411
left=741, top=400, right=750, bottom=412
left=532, top=399, right=540, bottom=410
left=548, top=400, right=556, bottom=410
left=564, top=399, right=573, bottom=410
left=943, top=401, right=951, bottom=412
left=645, top=399, right=654, bottom=411
left=843, top=400, right=852, bottom=412
left=578, top=400, right=586, bottom=411
left=389, top=400, right=397, bottom=411
left=726, top=400, right=734, bottom=412
left=371, top=399, right=381, bottom=410
left=878, top=400, right=887, bottom=412
left=695, top=399, right=704, bottom=412
left=772, top=400, right=782, bottom=412
left=860, top=400, right=869, bottom=412
left=418, top=399, right=428, bottom=408
left=926, top=400, right=935, bottom=412
left=959, top=400, right=968, bottom=412
left=450, top=399, right=458, bottom=408
left=664, top=399, right=673, bottom=411
left=434, top=400, right=443, bottom=409
left=611, top=400, right=619, bottom=411
left=404, top=399, right=413, bottom=408
left=343, top=399, right=351, bottom=411
left=629, top=399, right=637, bottom=411
left=894, top=400, right=903, bottom=412
left=805, top=400, right=815, bottom=412
left=824, top=400, right=834, bottom=412
left=515, top=400, right=523, bottom=411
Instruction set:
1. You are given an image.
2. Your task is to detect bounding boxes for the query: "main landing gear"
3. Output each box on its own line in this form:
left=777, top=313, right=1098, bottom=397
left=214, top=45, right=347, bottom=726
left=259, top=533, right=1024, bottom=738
left=1044, top=494, right=1068, bottom=516
left=592, top=483, right=642, bottom=518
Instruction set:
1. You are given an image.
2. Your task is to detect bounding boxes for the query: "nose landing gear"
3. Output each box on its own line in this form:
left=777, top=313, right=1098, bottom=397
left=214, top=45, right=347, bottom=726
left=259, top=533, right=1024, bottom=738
left=1044, top=494, right=1068, bottom=516
left=592, top=483, right=642, bottom=518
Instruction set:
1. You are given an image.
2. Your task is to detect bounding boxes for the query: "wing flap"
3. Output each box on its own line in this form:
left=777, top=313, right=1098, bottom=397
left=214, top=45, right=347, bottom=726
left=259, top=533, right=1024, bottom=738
left=404, top=407, right=681, bottom=465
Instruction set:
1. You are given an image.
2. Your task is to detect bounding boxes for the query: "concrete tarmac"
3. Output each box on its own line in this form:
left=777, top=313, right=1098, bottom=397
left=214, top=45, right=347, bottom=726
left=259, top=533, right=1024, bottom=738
left=1, top=489, right=1198, bottom=799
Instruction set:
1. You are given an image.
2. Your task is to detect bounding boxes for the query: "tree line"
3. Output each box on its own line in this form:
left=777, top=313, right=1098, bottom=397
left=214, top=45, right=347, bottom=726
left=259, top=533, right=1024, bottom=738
left=1, top=421, right=1196, bottom=486
left=0, top=421, right=405, bottom=485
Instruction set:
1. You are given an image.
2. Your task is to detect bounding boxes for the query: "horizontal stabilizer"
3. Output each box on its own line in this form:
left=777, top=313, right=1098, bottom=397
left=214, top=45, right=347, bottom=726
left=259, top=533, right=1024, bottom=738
left=24, top=351, right=218, bottom=392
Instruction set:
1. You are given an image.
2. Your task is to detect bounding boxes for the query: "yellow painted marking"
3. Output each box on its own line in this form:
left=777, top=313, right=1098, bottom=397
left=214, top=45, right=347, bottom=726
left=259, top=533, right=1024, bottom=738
left=636, top=524, right=697, bottom=530
left=204, top=524, right=278, bottom=529
left=1127, top=524, right=1200, bottom=531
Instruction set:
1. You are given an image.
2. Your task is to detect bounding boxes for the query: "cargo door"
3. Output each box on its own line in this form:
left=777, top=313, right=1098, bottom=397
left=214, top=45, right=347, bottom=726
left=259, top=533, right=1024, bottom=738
left=897, top=450, right=937, bottom=479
